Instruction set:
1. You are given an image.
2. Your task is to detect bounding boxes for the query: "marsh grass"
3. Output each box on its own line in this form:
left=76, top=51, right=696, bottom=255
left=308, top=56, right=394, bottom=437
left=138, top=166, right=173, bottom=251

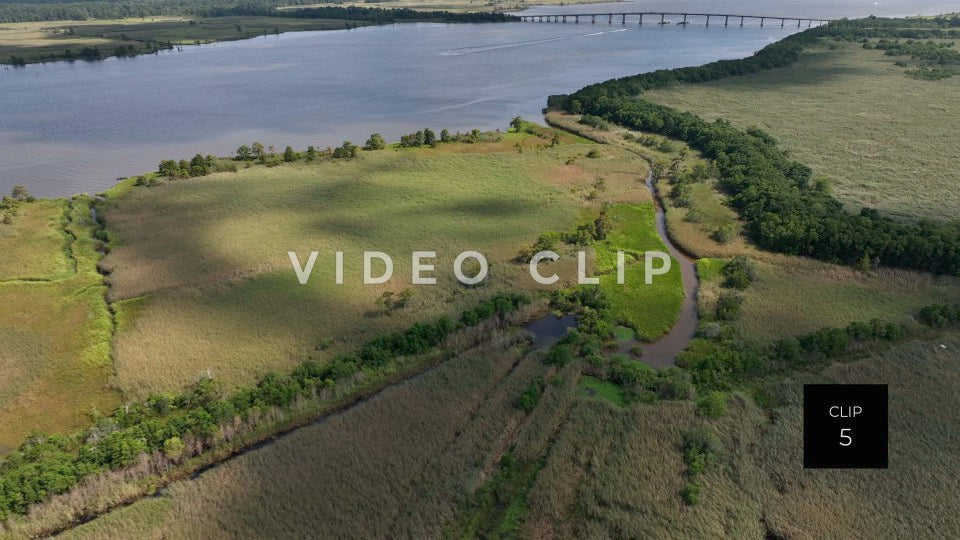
left=0, top=198, right=118, bottom=453
left=58, top=332, right=549, bottom=538
left=0, top=199, right=71, bottom=281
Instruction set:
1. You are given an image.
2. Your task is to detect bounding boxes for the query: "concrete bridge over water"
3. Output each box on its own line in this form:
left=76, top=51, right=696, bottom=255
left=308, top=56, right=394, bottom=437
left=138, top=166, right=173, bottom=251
left=516, top=12, right=833, bottom=28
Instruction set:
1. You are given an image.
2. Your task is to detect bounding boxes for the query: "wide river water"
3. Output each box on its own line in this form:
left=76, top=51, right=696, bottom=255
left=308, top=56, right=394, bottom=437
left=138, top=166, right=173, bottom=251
left=0, top=0, right=955, bottom=196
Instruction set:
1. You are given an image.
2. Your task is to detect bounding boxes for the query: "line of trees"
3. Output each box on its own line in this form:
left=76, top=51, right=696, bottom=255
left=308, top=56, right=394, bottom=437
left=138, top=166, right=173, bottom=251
left=158, top=153, right=237, bottom=178
left=0, top=292, right=528, bottom=520
left=561, top=21, right=960, bottom=276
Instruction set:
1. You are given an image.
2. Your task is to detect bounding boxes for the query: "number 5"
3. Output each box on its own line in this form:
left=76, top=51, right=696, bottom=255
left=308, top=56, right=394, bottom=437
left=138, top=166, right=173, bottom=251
left=839, top=428, right=852, bottom=447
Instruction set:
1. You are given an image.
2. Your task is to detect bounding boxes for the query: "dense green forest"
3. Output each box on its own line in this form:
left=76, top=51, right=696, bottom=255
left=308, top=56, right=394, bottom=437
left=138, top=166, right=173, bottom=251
left=0, top=0, right=517, bottom=22
left=560, top=17, right=960, bottom=276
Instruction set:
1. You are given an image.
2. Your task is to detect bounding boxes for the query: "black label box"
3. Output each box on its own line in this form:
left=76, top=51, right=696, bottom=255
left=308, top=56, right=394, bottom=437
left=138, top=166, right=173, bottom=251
left=803, top=384, right=888, bottom=469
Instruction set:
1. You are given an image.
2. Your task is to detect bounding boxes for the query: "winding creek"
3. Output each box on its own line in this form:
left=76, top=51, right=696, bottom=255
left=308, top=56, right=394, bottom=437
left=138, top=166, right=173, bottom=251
left=526, top=168, right=699, bottom=366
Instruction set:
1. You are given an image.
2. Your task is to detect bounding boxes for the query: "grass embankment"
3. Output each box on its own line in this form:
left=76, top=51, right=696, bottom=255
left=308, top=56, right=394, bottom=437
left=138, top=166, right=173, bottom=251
left=547, top=110, right=960, bottom=343
left=0, top=16, right=365, bottom=64
left=644, top=40, right=960, bottom=222
left=0, top=198, right=118, bottom=454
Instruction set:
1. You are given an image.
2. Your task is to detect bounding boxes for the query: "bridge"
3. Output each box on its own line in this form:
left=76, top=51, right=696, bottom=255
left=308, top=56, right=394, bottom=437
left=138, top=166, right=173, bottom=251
left=516, top=12, right=833, bottom=28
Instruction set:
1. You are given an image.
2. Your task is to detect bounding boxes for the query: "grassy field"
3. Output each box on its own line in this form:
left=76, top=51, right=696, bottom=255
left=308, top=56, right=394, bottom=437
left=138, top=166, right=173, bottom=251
left=98, top=127, right=675, bottom=399
left=0, top=198, right=118, bottom=454
left=644, top=40, right=960, bottom=222
left=0, top=16, right=363, bottom=64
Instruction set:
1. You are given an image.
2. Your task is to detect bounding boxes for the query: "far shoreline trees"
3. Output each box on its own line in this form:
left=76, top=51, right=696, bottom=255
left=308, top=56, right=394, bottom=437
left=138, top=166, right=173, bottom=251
left=157, top=126, right=503, bottom=182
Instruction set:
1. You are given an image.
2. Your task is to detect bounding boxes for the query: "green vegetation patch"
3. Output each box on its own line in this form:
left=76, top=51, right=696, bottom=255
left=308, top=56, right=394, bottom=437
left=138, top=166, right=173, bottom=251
left=592, top=204, right=684, bottom=341
left=578, top=375, right=626, bottom=406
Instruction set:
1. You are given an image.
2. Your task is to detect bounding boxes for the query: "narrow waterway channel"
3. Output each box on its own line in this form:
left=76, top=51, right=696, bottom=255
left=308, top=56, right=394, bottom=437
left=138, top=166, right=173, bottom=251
left=527, top=169, right=699, bottom=367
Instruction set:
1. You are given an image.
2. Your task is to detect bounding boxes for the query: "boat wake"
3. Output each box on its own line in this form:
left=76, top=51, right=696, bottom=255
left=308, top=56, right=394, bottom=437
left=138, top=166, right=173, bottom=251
left=439, top=28, right=627, bottom=56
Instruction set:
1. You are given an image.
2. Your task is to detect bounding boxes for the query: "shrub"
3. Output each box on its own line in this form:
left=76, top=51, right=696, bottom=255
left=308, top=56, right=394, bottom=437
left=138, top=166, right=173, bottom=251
left=681, top=482, right=702, bottom=505
left=695, top=391, right=728, bottom=418
left=654, top=367, right=693, bottom=400
left=715, top=291, right=744, bottom=321
left=162, top=436, right=186, bottom=461
left=773, top=338, right=802, bottom=363
left=585, top=149, right=601, bottom=158
left=546, top=344, right=574, bottom=366
left=515, top=379, right=543, bottom=412
left=721, top=256, right=757, bottom=289
left=798, top=327, right=850, bottom=357
left=711, top=224, right=736, bottom=244
left=364, top=133, right=386, bottom=150
left=918, top=303, right=960, bottom=328
left=332, top=141, right=358, bottom=158
left=578, top=114, right=612, bottom=130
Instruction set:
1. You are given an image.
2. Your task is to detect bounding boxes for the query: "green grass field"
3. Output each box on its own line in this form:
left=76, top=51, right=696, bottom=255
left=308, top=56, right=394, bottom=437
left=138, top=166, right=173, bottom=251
left=594, top=204, right=684, bottom=340
left=97, top=129, right=673, bottom=399
left=644, top=40, right=960, bottom=222
left=577, top=375, right=626, bottom=406
left=0, top=198, right=118, bottom=454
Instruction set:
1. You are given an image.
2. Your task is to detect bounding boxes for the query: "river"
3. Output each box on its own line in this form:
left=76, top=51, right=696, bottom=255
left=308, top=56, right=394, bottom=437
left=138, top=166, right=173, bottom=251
left=1, top=0, right=954, bottom=197
left=0, top=19, right=802, bottom=197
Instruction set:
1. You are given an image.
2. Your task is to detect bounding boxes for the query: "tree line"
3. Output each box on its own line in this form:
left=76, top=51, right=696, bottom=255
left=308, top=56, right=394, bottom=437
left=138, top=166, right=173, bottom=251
left=559, top=19, right=960, bottom=276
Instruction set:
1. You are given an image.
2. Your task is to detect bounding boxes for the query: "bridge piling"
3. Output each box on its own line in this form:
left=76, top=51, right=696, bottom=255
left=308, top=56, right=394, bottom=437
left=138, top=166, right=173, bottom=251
left=517, top=11, right=832, bottom=28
